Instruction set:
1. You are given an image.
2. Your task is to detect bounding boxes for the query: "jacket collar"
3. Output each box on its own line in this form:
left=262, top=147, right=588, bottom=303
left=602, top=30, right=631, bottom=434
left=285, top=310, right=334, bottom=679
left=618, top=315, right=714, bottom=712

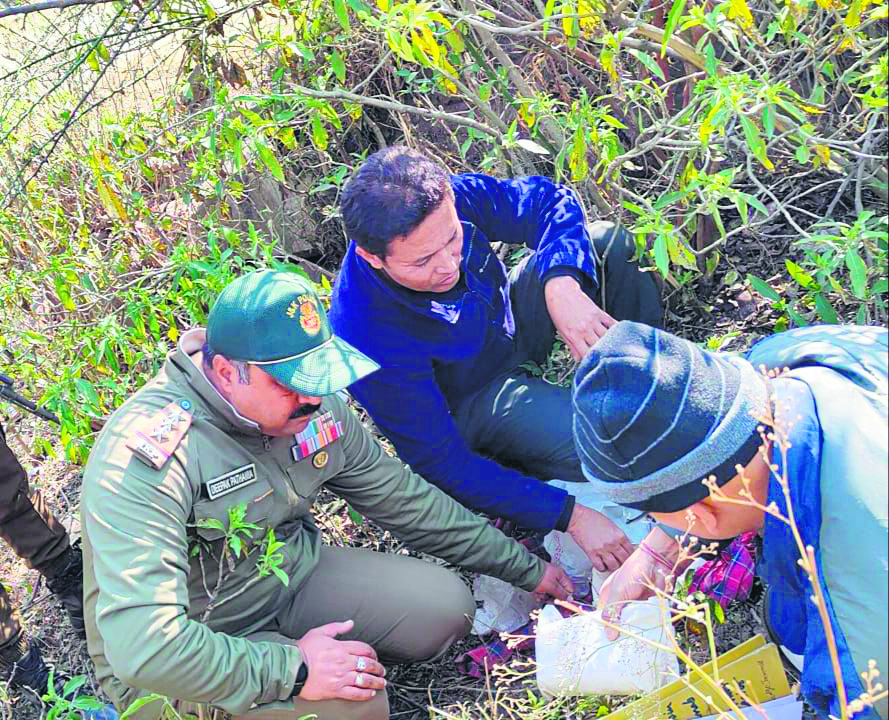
left=168, top=328, right=263, bottom=435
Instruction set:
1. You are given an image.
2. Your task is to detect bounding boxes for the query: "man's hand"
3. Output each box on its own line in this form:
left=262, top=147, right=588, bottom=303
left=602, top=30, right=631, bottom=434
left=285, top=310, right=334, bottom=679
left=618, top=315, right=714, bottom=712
left=597, top=527, right=684, bottom=640
left=533, top=562, right=575, bottom=600
left=544, top=275, right=616, bottom=361
left=296, top=620, right=387, bottom=702
left=567, top=504, right=635, bottom=572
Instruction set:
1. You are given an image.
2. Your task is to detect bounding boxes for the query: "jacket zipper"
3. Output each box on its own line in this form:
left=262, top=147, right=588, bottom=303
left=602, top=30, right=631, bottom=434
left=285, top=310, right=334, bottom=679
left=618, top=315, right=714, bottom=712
left=262, top=435, right=271, bottom=451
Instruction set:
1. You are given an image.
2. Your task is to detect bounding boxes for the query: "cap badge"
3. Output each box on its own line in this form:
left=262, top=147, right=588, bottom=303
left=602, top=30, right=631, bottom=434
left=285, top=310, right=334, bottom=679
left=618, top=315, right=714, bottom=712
left=297, top=294, right=321, bottom=336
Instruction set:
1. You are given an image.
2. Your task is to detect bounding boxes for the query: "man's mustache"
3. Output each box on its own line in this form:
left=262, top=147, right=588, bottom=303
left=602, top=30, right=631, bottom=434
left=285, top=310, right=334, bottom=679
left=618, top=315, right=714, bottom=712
left=290, top=402, right=321, bottom=419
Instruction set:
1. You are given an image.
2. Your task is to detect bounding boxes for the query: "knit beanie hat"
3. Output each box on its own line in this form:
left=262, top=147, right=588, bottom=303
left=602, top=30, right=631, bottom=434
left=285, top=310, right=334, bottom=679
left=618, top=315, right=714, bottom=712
left=572, top=321, right=769, bottom=513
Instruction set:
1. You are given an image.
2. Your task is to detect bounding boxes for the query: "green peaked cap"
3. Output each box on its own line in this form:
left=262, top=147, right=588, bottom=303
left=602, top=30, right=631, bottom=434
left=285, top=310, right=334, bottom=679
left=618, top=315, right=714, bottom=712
left=207, top=269, right=379, bottom=396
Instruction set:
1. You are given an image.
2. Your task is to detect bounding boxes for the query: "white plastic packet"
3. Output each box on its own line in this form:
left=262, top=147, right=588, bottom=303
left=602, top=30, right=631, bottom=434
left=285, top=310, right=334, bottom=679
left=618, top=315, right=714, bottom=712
left=536, top=599, right=679, bottom=697
left=471, top=573, right=541, bottom=636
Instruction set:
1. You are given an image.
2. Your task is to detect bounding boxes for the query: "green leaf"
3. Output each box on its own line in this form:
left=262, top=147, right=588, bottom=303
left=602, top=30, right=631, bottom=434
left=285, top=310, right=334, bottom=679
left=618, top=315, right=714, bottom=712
left=254, top=140, right=284, bottom=183
left=785, top=259, right=814, bottom=288
left=739, top=114, right=773, bottom=169
left=704, top=41, right=718, bottom=77
left=229, top=535, right=243, bottom=558
left=197, top=518, right=225, bottom=531
left=622, top=200, right=646, bottom=215
left=348, top=504, right=364, bottom=526
left=748, top=274, right=781, bottom=301
left=86, top=50, right=100, bottom=72
left=311, top=114, right=329, bottom=151
left=62, top=675, right=87, bottom=698
left=119, top=694, right=166, bottom=719
left=844, top=248, right=868, bottom=299
left=814, top=293, right=838, bottom=323
left=330, top=50, right=346, bottom=84
left=332, top=0, right=350, bottom=31
left=762, top=104, right=775, bottom=138
left=653, top=234, right=670, bottom=277
left=74, top=378, right=101, bottom=408
left=741, top=192, right=769, bottom=217
left=786, top=304, right=809, bottom=326
left=627, top=48, right=666, bottom=82
left=653, top=190, right=688, bottom=210
left=272, top=566, right=291, bottom=587
left=662, top=0, right=688, bottom=56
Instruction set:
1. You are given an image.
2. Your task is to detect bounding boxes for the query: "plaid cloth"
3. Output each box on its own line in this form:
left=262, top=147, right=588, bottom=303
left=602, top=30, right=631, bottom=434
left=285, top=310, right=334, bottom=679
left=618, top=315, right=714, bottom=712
left=454, top=621, right=536, bottom=678
left=689, top=531, right=758, bottom=609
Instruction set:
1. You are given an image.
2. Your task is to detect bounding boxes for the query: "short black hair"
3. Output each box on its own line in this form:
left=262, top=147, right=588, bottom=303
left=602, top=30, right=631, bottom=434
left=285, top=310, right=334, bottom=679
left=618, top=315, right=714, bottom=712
left=340, top=146, right=454, bottom=259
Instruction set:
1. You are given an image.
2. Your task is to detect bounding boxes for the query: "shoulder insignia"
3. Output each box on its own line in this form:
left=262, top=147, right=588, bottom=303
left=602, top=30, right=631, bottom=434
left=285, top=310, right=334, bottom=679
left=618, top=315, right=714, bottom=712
left=126, top=399, right=193, bottom=469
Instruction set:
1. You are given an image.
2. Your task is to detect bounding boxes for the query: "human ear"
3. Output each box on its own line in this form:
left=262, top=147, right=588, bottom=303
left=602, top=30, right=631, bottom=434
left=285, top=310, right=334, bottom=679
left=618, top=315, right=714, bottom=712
left=212, top=355, right=236, bottom=394
left=355, top=245, right=385, bottom=270
left=688, top=501, right=721, bottom=537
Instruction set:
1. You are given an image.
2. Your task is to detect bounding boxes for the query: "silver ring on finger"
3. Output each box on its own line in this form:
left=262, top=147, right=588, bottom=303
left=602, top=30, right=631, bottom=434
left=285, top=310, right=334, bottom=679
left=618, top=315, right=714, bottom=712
left=355, top=673, right=365, bottom=687
left=356, top=656, right=367, bottom=672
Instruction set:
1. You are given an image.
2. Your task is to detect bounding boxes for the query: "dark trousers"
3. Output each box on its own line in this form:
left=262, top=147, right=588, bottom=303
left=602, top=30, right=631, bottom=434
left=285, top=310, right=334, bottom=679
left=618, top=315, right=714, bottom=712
left=0, top=422, right=70, bottom=650
left=453, top=222, right=663, bottom=487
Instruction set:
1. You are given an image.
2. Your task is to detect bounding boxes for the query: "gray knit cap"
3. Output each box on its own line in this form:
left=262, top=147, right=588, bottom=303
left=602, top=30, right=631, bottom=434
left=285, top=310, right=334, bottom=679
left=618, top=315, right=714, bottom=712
left=571, top=321, right=768, bottom=513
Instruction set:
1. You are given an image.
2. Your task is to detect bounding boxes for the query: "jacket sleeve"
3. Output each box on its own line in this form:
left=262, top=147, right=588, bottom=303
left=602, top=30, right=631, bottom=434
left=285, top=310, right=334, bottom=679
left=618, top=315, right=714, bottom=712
left=324, top=396, right=547, bottom=592
left=82, top=453, right=301, bottom=714
left=452, top=173, right=598, bottom=288
left=347, top=357, right=574, bottom=533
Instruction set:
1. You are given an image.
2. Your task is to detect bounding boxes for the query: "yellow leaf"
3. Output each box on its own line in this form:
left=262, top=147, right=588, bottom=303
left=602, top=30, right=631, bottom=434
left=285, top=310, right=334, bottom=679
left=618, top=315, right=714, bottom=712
left=419, top=24, right=440, bottom=62
left=835, top=34, right=858, bottom=53
left=680, top=159, right=698, bottom=189
left=845, top=0, right=863, bottom=25
left=376, top=0, right=389, bottom=10
left=728, top=0, right=755, bottom=30
left=438, top=57, right=458, bottom=94
left=168, top=326, right=179, bottom=343
left=410, top=29, right=432, bottom=65
left=600, top=48, right=618, bottom=82
left=518, top=101, right=536, bottom=128
left=699, top=100, right=723, bottom=144
left=444, top=29, right=465, bottom=53
left=813, top=0, right=832, bottom=9
left=814, top=144, right=830, bottom=164
left=96, top=176, right=129, bottom=222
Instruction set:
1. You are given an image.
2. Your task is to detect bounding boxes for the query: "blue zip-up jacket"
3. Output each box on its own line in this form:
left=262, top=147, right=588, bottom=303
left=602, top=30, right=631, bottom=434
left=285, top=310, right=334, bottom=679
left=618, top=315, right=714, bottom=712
left=329, top=174, right=597, bottom=531
left=748, top=325, right=888, bottom=719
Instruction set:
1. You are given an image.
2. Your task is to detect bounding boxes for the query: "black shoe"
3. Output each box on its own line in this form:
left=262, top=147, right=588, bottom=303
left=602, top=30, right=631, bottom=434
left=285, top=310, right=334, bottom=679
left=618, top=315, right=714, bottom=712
left=6, top=641, right=68, bottom=694
left=45, top=544, right=86, bottom=639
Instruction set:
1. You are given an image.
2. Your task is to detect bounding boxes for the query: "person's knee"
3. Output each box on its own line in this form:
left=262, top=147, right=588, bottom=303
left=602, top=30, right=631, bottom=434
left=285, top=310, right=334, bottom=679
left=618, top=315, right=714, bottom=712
left=411, top=570, right=474, bottom=662
left=587, top=221, right=635, bottom=264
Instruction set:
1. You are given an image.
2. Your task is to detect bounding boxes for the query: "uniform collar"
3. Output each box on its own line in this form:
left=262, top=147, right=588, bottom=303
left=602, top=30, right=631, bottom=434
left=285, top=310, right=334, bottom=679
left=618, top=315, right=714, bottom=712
left=169, top=328, right=264, bottom=435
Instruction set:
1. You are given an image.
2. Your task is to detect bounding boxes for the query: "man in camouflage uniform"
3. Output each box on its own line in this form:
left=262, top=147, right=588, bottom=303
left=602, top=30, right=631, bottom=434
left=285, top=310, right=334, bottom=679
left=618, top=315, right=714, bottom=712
left=81, top=269, right=572, bottom=720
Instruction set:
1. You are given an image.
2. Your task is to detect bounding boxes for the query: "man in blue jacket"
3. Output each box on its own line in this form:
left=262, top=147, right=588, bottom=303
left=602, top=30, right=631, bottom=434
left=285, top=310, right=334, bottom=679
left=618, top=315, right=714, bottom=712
left=329, top=146, right=663, bottom=571
left=579, top=322, right=887, bottom=719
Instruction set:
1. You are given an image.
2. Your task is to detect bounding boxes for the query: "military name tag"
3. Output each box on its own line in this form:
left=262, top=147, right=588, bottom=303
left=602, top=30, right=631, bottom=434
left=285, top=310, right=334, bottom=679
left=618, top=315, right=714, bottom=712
left=292, top=411, right=343, bottom=463
left=205, top=464, right=257, bottom=500
left=126, top=399, right=193, bottom=470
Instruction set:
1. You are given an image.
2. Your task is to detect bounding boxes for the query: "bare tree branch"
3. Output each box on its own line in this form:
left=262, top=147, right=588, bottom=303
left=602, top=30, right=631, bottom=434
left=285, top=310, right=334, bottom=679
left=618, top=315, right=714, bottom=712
left=0, top=0, right=118, bottom=20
